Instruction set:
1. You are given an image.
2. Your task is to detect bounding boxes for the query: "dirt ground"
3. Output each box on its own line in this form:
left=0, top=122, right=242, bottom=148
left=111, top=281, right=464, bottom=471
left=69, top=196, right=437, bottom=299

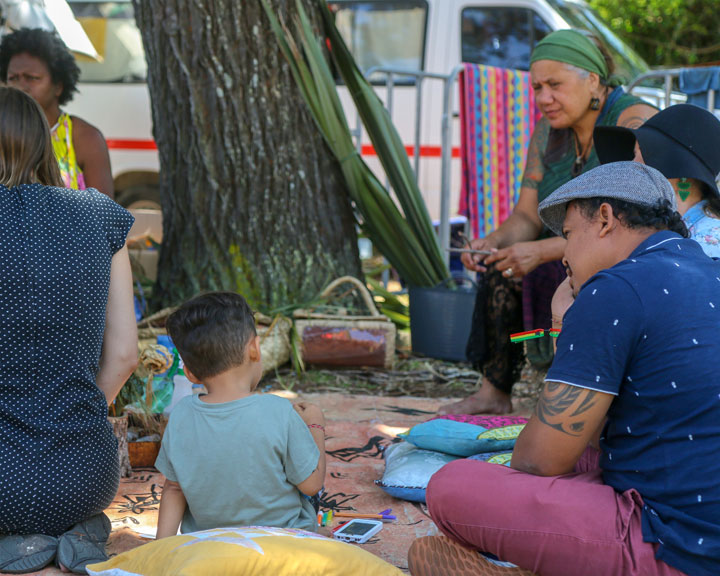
left=261, top=353, right=547, bottom=410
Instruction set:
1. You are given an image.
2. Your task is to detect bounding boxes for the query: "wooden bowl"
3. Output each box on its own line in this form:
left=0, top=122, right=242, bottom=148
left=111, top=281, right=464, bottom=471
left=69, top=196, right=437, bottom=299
left=128, top=441, right=161, bottom=468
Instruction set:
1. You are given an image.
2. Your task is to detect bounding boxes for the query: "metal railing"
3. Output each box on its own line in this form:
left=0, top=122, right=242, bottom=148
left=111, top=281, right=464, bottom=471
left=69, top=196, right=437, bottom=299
left=354, top=65, right=465, bottom=271
left=628, top=68, right=717, bottom=112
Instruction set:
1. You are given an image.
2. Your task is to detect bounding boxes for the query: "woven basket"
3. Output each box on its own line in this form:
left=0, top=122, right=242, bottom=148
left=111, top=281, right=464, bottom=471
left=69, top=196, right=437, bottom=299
left=294, top=276, right=396, bottom=368
left=128, top=441, right=160, bottom=468
left=257, top=315, right=292, bottom=375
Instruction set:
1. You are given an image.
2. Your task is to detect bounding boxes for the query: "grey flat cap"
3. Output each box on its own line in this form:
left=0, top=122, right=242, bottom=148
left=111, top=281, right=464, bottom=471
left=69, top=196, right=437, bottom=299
left=538, top=162, right=677, bottom=236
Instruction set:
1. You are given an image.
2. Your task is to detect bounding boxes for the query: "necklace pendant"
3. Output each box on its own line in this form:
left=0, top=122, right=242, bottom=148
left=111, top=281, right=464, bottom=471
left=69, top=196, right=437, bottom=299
left=572, top=156, right=583, bottom=177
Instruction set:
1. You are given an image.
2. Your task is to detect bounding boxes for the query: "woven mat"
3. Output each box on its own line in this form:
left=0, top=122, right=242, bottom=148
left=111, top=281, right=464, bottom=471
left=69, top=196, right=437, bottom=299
left=6, top=392, right=533, bottom=574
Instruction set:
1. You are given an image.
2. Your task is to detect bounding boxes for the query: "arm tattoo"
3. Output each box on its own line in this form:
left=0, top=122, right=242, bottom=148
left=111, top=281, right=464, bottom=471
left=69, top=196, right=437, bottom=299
left=535, top=382, right=598, bottom=437
left=521, top=118, right=549, bottom=190
left=521, top=177, right=540, bottom=190
left=618, top=114, right=651, bottom=130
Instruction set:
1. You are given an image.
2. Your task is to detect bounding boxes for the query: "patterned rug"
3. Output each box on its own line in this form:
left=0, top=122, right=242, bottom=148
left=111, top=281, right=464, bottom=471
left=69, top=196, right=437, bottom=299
left=7, top=391, right=535, bottom=575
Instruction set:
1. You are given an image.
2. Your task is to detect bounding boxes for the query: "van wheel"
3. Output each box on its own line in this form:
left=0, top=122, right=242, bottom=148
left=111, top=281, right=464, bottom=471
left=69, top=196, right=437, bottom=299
left=116, top=185, right=162, bottom=211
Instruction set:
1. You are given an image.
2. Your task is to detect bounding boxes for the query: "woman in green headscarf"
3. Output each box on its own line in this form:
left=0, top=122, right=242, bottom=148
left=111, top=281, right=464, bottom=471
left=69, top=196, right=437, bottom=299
left=440, top=30, right=657, bottom=416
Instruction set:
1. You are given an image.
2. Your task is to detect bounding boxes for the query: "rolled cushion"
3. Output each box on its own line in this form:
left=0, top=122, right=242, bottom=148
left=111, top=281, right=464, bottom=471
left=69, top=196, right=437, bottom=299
left=398, top=414, right=528, bottom=457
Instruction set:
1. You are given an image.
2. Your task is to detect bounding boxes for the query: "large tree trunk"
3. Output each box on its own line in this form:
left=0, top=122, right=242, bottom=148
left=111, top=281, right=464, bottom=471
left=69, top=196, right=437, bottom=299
left=134, top=0, right=361, bottom=311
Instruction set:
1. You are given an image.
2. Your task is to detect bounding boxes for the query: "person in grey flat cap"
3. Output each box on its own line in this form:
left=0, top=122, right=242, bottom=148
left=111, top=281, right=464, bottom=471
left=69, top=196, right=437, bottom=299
left=411, top=162, right=720, bottom=576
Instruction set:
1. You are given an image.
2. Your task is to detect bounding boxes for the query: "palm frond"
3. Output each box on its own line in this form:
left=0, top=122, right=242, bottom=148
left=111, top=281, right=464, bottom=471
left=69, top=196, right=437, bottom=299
left=261, top=0, right=448, bottom=288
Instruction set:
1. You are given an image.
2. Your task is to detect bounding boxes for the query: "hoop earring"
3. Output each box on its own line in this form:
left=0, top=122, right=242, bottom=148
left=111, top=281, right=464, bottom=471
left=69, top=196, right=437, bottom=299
left=590, top=97, right=601, bottom=111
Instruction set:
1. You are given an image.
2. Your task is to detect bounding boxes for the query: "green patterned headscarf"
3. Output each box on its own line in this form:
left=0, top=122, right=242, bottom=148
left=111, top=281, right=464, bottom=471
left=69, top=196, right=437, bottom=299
left=530, top=29, right=624, bottom=87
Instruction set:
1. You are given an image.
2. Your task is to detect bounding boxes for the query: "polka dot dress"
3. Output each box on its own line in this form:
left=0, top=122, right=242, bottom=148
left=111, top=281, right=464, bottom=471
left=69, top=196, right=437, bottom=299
left=0, top=183, right=134, bottom=536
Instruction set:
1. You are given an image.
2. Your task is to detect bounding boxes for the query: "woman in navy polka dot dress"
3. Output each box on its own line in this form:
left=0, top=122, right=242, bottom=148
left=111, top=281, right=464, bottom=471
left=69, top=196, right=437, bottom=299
left=0, top=87, right=138, bottom=573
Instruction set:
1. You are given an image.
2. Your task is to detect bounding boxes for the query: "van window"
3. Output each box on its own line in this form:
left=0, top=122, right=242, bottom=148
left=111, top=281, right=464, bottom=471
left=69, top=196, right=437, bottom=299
left=461, top=7, right=552, bottom=71
left=546, top=0, right=648, bottom=82
left=328, top=1, right=428, bottom=83
left=68, top=1, right=147, bottom=83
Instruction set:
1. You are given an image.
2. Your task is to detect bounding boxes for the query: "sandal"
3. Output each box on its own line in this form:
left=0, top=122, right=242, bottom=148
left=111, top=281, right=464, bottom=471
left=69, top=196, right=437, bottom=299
left=56, top=513, right=112, bottom=574
left=408, top=535, right=537, bottom=576
left=0, top=534, right=58, bottom=574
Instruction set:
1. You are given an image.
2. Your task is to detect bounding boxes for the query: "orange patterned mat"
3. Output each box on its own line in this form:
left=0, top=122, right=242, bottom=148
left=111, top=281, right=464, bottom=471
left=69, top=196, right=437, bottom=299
left=6, top=391, right=533, bottom=574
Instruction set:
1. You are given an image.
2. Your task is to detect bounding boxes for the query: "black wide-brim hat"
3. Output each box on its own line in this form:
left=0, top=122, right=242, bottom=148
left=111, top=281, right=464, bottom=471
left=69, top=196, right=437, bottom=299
left=594, top=104, right=720, bottom=197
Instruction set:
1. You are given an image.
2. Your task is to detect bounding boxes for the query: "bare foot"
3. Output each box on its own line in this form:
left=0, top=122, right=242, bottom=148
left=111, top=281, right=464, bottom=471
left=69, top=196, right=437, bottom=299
left=438, top=378, right=512, bottom=415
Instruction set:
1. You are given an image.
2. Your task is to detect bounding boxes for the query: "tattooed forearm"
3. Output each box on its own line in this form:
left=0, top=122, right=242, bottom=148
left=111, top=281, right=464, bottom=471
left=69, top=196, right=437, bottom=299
left=535, top=382, right=598, bottom=437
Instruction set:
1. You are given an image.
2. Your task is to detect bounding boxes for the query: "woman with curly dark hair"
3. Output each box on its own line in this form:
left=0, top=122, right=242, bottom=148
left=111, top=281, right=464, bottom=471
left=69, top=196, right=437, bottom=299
left=0, top=27, right=114, bottom=197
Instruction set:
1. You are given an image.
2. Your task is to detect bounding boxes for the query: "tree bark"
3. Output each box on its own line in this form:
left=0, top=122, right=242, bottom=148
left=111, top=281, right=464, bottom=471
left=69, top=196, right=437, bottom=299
left=134, top=0, right=361, bottom=311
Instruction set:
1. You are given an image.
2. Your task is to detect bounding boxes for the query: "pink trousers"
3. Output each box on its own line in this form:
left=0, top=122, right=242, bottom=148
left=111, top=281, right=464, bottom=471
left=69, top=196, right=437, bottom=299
left=426, top=448, right=686, bottom=576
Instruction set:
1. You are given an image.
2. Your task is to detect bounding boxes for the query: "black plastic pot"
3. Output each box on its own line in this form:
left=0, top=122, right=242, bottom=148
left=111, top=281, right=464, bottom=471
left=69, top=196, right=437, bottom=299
left=408, top=276, right=478, bottom=362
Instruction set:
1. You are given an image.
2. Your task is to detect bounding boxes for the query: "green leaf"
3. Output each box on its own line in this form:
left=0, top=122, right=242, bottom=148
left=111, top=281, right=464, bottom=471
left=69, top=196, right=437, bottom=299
left=261, top=0, right=448, bottom=288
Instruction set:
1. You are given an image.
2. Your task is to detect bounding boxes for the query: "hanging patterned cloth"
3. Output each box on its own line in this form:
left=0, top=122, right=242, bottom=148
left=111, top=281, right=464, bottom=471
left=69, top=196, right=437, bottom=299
left=458, top=63, right=541, bottom=239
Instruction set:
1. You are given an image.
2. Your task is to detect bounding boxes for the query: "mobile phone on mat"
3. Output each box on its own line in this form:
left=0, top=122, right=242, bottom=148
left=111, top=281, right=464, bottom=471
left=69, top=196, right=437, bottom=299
left=332, top=519, right=383, bottom=544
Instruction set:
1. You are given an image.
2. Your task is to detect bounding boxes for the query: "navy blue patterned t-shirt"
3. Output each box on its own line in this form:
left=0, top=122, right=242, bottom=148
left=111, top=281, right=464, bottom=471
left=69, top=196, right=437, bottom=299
left=0, top=184, right=133, bottom=536
left=547, top=231, right=720, bottom=576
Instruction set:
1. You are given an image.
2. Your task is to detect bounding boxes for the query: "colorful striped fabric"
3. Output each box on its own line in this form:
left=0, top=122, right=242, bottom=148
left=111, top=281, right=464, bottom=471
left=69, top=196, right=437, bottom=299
left=459, top=64, right=542, bottom=238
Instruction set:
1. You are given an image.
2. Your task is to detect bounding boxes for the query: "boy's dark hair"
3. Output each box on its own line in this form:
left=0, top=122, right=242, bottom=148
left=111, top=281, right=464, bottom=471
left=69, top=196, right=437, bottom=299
left=572, top=197, right=689, bottom=238
left=166, top=292, right=257, bottom=381
left=0, top=28, right=80, bottom=105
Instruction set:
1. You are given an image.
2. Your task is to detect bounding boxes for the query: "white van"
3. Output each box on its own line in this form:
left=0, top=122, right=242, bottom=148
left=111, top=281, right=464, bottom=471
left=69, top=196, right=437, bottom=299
left=62, top=1, right=158, bottom=208
left=5, top=0, right=653, bottom=214
left=327, top=0, right=652, bottom=220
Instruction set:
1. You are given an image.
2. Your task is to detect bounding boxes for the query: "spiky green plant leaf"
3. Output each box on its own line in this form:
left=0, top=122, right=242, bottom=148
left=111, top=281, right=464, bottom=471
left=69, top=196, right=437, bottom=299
left=261, top=0, right=448, bottom=288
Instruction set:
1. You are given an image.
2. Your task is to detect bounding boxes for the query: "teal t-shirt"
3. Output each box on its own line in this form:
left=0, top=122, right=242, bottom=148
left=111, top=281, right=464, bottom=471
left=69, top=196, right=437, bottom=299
left=155, top=393, right=320, bottom=533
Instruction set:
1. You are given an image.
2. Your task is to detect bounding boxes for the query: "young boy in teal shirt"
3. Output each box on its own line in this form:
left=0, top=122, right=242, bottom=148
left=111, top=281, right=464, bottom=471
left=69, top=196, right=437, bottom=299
left=154, top=292, right=326, bottom=538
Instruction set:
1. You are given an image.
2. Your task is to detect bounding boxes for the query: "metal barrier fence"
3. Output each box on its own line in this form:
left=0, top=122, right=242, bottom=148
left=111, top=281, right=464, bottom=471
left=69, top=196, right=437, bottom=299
left=628, top=68, right=718, bottom=112
left=354, top=65, right=464, bottom=270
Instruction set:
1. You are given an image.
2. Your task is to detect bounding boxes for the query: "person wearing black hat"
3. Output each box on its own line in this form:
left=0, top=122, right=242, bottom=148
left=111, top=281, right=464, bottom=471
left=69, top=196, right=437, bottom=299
left=594, top=103, right=720, bottom=257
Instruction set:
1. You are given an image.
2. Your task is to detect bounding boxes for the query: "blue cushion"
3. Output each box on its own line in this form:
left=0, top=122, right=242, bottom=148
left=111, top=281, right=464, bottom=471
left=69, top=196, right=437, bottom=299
left=398, top=415, right=527, bottom=457
left=375, top=442, right=458, bottom=503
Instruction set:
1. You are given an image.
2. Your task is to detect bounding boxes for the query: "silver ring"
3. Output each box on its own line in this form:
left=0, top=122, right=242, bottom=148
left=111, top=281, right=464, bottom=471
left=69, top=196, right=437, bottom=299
left=504, top=267, right=513, bottom=277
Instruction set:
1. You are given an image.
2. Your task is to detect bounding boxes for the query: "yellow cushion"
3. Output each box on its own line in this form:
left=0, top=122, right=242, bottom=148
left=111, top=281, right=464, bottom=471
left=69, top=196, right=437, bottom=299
left=87, top=526, right=402, bottom=576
